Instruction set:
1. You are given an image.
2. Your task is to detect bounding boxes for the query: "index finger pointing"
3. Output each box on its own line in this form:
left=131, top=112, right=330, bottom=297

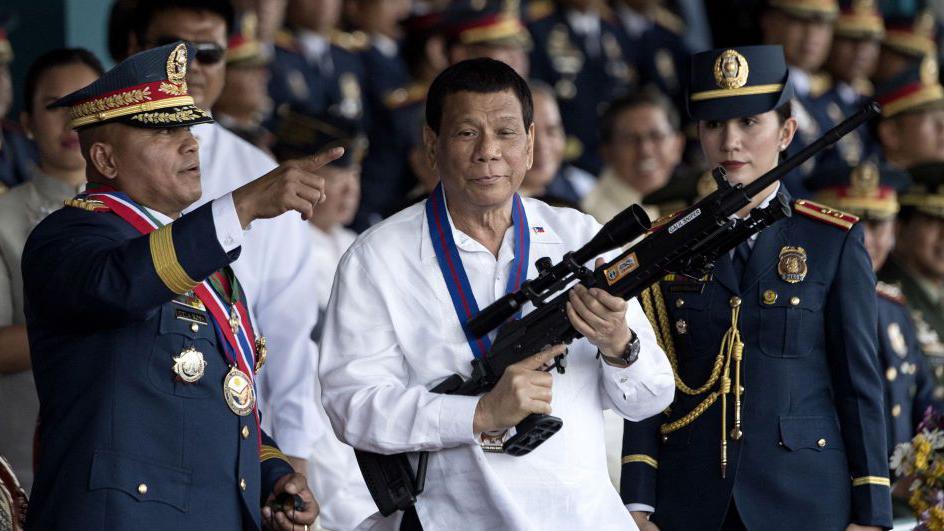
left=300, top=146, right=345, bottom=172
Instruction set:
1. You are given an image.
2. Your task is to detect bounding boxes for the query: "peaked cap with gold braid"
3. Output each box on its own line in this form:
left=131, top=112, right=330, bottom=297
left=687, top=45, right=795, bottom=121
left=50, top=41, right=213, bottom=130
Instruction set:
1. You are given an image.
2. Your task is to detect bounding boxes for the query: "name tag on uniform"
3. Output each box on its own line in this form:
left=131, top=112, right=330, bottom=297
left=175, top=308, right=209, bottom=326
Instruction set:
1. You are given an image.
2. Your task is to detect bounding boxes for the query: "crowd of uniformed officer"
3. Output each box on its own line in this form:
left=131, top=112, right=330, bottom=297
left=2, top=0, right=944, bottom=529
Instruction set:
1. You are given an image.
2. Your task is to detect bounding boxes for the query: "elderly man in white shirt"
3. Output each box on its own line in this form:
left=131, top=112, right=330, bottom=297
left=319, top=58, right=674, bottom=531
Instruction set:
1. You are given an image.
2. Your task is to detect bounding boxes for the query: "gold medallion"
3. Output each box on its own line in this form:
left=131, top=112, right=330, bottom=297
left=888, top=323, right=908, bottom=357
left=255, top=336, right=267, bottom=373
left=166, top=43, right=188, bottom=84
left=223, top=366, right=255, bottom=416
left=713, top=49, right=749, bottom=90
left=777, top=246, right=808, bottom=284
left=172, top=346, right=207, bottom=383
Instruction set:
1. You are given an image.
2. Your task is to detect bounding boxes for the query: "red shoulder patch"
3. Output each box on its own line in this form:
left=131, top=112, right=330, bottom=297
left=793, top=199, right=859, bottom=231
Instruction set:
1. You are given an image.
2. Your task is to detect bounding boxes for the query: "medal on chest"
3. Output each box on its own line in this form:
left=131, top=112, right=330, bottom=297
left=172, top=346, right=207, bottom=383
left=223, top=366, right=256, bottom=416
left=778, top=246, right=808, bottom=284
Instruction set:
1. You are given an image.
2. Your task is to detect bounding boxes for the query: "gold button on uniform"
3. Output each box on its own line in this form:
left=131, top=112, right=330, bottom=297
left=790, top=296, right=800, bottom=306
left=675, top=298, right=685, bottom=308
left=190, top=323, right=199, bottom=332
left=817, top=438, right=827, bottom=448
left=241, top=425, right=250, bottom=439
left=240, top=478, right=247, bottom=491
left=730, top=296, right=741, bottom=308
left=892, top=404, right=901, bottom=417
left=886, top=367, right=897, bottom=381
left=138, top=483, right=148, bottom=495
left=763, top=290, right=778, bottom=305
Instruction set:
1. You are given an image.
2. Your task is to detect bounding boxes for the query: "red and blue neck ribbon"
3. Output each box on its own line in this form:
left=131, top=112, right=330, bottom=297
left=425, top=183, right=530, bottom=359
left=75, top=185, right=262, bottom=443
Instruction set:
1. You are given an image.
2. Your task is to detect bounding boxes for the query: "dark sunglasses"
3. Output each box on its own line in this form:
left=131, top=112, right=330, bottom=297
left=152, top=37, right=226, bottom=65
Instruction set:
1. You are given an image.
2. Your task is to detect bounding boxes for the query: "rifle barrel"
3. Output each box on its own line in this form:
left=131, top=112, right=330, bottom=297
left=742, top=101, right=880, bottom=198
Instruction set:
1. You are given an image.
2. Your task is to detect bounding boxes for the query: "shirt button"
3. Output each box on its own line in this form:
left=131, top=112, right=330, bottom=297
left=675, top=298, right=684, bottom=308
left=190, top=323, right=199, bottom=333
left=892, top=404, right=902, bottom=417
left=138, top=483, right=148, bottom=495
left=790, top=296, right=800, bottom=306
left=240, top=478, right=247, bottom=491
left=241, top=426, right=250, bottom=439
left=817, top=438, right=827, bottom=448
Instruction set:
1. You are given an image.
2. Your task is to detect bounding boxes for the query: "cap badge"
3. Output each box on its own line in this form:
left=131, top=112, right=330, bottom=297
left=714, top=49, right=749, bottom=90
left=166, top=43, right=188, bottom=85
left=778, top=246, right=808, bottom=284
left=850, top=162, right=879, bottom=197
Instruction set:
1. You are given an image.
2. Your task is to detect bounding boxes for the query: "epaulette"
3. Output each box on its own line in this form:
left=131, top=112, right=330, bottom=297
left=651, top=6, right=685, bottom=34
left=273, top=29, right=298, bottom=52
left=810, top=72, right=834, bottom=99
left=383, top=82, right=428, bottom=109
left=329, top=30, right=370, bottom=52
left=64, top=198, right=109, bottom=212
left=793, top=199, right=859, bottom=231
left=526, top=0, right=554, bottom=22
left=877, top=281, right=907, bottom=304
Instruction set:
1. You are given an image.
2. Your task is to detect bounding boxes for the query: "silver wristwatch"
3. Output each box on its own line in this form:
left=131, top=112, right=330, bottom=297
left=600, top=330, right=640, bottom=368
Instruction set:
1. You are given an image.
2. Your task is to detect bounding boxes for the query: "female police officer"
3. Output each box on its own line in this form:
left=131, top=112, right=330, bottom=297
left=620, top=45, right=892, bottom=531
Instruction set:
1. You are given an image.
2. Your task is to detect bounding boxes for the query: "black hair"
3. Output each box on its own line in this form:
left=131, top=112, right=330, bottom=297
left=425, top=57, right=533, bottom=134
left=599, top=87, right=681, bottom=145
left=23, top=48, right=105, bottom=114
left=775, top=100, right=792, bottom=124
left=131, top=0, right=235, bottom=47
left=107, top=0, right=139, bottom=62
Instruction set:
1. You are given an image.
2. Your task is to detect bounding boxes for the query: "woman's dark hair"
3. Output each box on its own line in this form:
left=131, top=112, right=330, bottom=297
left=425, top=57, right=533, bottom=134
left=775, top=100, right=792, bottom=125
left=599, top=87, right=681, bottom=145
left=23, top=48, right=105, bottom=114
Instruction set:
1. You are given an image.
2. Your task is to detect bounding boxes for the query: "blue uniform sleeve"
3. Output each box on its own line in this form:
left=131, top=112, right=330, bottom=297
left=259, top=430, right=296, bottom=504
left=825, top=224, right=893, bottom=528
left=620, top=415, right=662, bottom=507
left=22, top=203, right=237, bottom=324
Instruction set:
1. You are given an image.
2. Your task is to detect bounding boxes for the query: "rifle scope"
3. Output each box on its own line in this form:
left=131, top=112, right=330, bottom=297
left=467, top=204, right=651, bottom=338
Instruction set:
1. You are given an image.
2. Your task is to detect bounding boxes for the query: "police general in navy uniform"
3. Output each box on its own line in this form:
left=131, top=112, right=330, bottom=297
left=527, top=0, right=638, bottom=175
left=267, top=0, right=368, bottom=142
left=806, top=161, right=941, bottom=452
left=23, top=42, right=328, bottom=531
left=620, top=45, right=893, bottom=531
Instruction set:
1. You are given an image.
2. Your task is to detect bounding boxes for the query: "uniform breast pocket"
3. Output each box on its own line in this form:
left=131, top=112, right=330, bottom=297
left=88, top=449, right=192, bottom=512
left=757, top=281, right=826, bottom=358
left=148, top=304, right=219, bottom=398
left=666, top=291, right=718, bottom=360
left=779, top=415, right=845, bottom=454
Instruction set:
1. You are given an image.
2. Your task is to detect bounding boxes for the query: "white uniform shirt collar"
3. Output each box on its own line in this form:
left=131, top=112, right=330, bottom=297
left=566, top=9, right=601, bottom=37
left=297, top=30, right=329, bottom=63
left=616, top=5, right=651, bottom=38
left=372, top=33, right=399, bottom=58
left=143, top=205, right=175, bottom=225
left=789, top=67, right=811, bottom=98
left=836, top=81, right=858, bottom=106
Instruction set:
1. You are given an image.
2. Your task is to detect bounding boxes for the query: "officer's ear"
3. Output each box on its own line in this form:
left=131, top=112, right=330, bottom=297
left=422, top=125, right=439, bottom=172
left=88, top=139, right=119, bottom=181
left=777, top=116, right=798, bottom=153
left=526, top=122, right=535, bottom=170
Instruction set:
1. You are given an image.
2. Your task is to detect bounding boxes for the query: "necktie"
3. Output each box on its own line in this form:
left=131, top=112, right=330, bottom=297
left=732, top=240, right=752, bottom=280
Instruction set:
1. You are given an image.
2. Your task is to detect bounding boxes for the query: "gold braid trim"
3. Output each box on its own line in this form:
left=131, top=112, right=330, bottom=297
left=650, top=283, right=726, bottom=395
left=622, top=454, right=659, bottom=469
left=149, top=225, right=199, bottom=294
left=660, top=391, right=720, bottom=434
left=130, top=107, right=210, bottom=125
left=259, top=445, right=289, bottom=463
left=70, top=87, right=153, bottom=120
left=158, top=81, right=188, bottom=96
left=852, top=476, right=891, bottom=487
